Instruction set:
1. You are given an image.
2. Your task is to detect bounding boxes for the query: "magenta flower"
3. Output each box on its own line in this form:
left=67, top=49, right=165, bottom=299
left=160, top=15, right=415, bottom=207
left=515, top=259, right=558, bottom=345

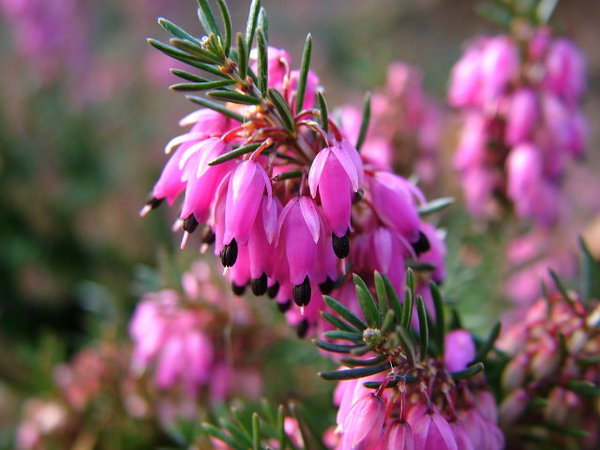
left=406, top=405, right=458, bottom=450
left=129, top=291, right=213, bottom=394
left=340, top=394, right=385, bottom=450
left=277, top=196, right=322, bottom=305
left=443, top=329, right=476, bottom=372
left=449, top=27, right=587, bottom=227
left=384, top=421, right=415, bottom=450
left=224, top=159, right=272, bottom=247
left=368, top=171, right=422, bottom=244
left=309, top=141, right=363, bottom=254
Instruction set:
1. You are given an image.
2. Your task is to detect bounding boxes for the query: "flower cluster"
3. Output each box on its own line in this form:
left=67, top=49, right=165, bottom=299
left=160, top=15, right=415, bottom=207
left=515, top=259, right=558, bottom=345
left=341, top=62, right=442, bottom=184
left=142, top=12, right=447, bottom=336
left=497, top=289, right=600, bottom=448
left=316, top=273, right=503, bottom=449
left=129, top=261, right=262, bottom=414
left=328, top=330, right=503, bottom=450
left=449, top=25, right=587, bottom=226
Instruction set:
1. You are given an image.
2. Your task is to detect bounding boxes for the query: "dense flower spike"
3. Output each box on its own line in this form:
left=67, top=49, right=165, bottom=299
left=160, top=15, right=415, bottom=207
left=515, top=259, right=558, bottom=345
left=496, top=288, right=600, bottom=448
left=129, top=261, right=262, bottom=410
left=143, top=5, right=447, bottom=336
left=449, top=26, right=587, bottom=226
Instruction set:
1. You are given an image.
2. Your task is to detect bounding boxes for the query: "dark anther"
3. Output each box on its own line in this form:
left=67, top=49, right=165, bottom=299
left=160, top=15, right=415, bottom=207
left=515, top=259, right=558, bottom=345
left=332, top=231, right=350, bottom=259
left=277, top=299, right=291, bottom=313
left=251, top=272, right=268, bottom=296
left=352, top=188, right=364, bottom=204
left=231, top=282, right=246, bottom=296
left=319, top=277, right=336, bottom=295
left=146, top=197, right=164, bottom=210
left=266, top=281, right=280, bottom=299
left=200, top=225, right=216, bottom=244
left=296, top=319, right=309, bottom=338
left=220, top=239, right=238, bottom=267
left=293, top=276, right=311, bottom=307
left=411, top=231, right=431, bottom=255
left=182, top=214, right=199, bottom=233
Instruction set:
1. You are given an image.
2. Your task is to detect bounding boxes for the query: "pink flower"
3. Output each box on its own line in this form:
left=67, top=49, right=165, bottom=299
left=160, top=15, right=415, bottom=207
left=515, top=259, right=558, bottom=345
left=224, top=160, right=272, bottom=246
left=309, top=141, right=363, bottom=250
left=368, top=171, right=423, bottom=244
left=506, top=89, right=538, bottom=145
left=340, top=394, right=385, bottom=450
left=277, top=196, right=322, bottom=305
left=180, top=138, right=234, bottom=225
left=129, top=292, right=213, bottom=395
left=444, top=330, right=475, bottom=372
left=384, top=421, right=415, bottom=450
left=544, top=38, right=586, bottom=105
left=406, top=404, right=458, bottom=450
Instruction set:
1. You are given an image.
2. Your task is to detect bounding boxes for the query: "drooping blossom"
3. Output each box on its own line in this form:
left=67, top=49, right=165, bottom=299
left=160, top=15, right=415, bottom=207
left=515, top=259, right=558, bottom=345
left=142, top=43, right=447, bottom=337
left=448, top=27, right=587, bottom=227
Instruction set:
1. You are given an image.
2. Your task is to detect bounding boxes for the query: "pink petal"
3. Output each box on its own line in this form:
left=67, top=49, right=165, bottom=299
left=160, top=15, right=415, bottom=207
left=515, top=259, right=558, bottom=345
left=299, top=197, right=320, bottom=244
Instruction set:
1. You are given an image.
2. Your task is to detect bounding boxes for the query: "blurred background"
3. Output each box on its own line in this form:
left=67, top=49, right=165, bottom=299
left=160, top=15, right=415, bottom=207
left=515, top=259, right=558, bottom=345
left=0, top=0, right=598, bottom=447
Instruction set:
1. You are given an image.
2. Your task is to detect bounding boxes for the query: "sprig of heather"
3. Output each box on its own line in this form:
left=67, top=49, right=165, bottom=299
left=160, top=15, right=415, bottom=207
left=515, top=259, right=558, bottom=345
left=448, top=0, right=587, bottom=227
left=316, top=270, right=504, bottom=449
left=141, top=0, right=449, bottom=337
left=495, top=239, right=600, bottom=448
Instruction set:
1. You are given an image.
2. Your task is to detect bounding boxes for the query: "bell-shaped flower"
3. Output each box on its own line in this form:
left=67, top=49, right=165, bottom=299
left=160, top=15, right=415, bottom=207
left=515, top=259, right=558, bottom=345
left=448, top=39, right=484, bottom=107
left=247, top=196, right=281, bottom=282
left=454, top=113, right=487, bottom=171
left=180, top=138, right=234, bottom=224
left=544, top=38, right=586, bottom=105
left=480, top=35, right=519, bottom=102
left=309, top=141, right=363, bottom=239
left=369, top=171, right=423, bottom=243
left=444, top=329, right=476, bottom=372
left=384, top=421, right=415, bottom=450
left=277, top=196, right=321, bottom=304
left=506, top=88, right=538, bottom=146
left=224, top=160, right=272, bottom=246
left=406, top=404, right=458, bottom=450
left=340, top=394, right=385, bottom=450
left=506, top=143, right=542, bottom=217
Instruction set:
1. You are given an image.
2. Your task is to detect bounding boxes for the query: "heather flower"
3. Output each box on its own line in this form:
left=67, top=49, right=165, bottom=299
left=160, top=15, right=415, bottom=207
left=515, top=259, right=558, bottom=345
left=326, top=272, right=504, bottom=450
left=449, top=25, right=587, bottom=227
left=143, top=24, right=446, bottom=337
left=496, top=289, right=600, bottom=447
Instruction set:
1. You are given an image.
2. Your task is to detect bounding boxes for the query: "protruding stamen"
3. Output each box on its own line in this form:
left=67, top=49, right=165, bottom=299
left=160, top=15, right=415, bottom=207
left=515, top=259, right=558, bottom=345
left=140, top=197, right=164, bottom=216
left=250, top=272, right=268, bottom=296
left=180, top=231, right=190, bottom=249
left=182, top=214, right=199, bottom=233
left=293, top=276, right=311, bottom=307
left=220, top=239, right=238, bottom=267
left=332, top=231, right=350, bottom=259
